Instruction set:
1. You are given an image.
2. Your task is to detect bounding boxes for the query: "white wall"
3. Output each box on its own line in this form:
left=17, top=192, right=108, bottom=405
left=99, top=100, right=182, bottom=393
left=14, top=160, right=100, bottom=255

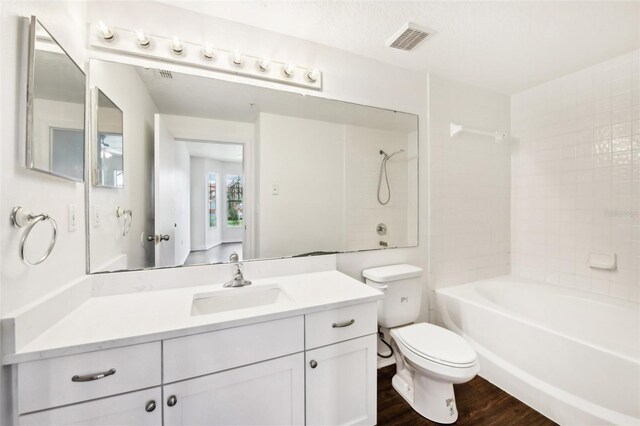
left=428, top=74, right=511, bottom=320
left=257, top=113, right=346, bottom=258
left=89, top=59, right=159, bottom=271
left=511, top=49, right=640, bottom=302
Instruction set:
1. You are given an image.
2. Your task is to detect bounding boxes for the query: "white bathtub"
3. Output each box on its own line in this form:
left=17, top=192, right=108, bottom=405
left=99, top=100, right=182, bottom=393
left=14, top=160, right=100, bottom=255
left=436, top=276, right=640, bottom=426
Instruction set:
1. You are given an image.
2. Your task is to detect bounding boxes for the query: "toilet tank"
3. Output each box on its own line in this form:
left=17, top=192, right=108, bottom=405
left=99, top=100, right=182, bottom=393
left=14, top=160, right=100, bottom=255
left=362, top=264, right=423, bottom=328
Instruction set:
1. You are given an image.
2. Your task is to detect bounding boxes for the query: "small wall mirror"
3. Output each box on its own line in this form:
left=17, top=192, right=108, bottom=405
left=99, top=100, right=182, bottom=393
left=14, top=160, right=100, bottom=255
left=95, top=89, right=124, bottom=188
left=26, top=16, right=86, bottom=182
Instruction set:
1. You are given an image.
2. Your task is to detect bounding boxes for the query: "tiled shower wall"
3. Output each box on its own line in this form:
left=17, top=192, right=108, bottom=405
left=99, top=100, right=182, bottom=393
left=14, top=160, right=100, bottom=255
left=511, top=50, right=640, bottom=302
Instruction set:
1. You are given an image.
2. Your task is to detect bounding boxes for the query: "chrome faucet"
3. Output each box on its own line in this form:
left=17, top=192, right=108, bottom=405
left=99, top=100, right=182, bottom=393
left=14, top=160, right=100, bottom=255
left=224, top=252, right=251, bottom=287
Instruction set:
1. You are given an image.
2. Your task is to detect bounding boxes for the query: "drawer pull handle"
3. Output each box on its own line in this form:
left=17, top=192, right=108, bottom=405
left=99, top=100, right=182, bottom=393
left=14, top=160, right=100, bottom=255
left=145, top=400, right=156, bottom=412
left=167, top=395, right=177, bottom=407
left=310, top=360, right=318, bottom=368
left=71, top=368, right=116, bottom=382
left=332, top=319, right=355, bottom=328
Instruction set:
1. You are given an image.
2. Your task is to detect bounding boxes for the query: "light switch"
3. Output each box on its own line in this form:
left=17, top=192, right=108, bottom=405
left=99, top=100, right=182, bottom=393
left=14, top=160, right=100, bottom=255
left=68, top=204, right=78, bottom=232
left=272, top=184, right=280, bottom=195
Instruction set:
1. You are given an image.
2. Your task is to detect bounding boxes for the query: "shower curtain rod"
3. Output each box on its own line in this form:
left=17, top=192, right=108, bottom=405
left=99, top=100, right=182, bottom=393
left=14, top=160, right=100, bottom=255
left=450, top=123, right=507, bottom=140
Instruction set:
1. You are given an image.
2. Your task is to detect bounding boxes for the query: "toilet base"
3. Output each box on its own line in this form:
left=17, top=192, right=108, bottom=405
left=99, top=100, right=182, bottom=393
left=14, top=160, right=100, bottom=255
left=392, top=368, right=459, bottom=424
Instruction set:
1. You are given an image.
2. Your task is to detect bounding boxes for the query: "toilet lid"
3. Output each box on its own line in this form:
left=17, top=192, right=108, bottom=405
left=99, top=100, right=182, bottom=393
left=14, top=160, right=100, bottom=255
left=395, top=323, right=477, bottom=366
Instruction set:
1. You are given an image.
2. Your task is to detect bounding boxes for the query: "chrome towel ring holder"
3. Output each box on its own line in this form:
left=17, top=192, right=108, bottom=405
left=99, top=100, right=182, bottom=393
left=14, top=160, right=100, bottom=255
left=116, top=207, right=133, bottom=236
left=10, top=206, right=58, bottom=266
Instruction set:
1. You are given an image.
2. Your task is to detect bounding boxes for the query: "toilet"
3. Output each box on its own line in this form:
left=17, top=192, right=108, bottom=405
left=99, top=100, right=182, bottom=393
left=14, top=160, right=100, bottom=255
left=363, top=264, right=479, bottom=424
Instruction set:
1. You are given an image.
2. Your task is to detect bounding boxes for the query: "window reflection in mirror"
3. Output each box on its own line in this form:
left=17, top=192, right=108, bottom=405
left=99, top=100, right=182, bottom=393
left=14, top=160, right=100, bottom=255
left=27, top=17, right=85, bottom=182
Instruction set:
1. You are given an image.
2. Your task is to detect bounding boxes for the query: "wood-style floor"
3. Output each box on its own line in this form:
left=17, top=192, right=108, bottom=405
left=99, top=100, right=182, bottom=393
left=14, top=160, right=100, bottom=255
left=377, top=365, right=557, bottom=425
left=184, top=242, right=243, bottom=266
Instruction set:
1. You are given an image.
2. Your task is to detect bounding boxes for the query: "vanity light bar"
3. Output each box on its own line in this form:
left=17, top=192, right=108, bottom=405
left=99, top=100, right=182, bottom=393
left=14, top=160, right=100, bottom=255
left=89, top=23, right=322, bottom=90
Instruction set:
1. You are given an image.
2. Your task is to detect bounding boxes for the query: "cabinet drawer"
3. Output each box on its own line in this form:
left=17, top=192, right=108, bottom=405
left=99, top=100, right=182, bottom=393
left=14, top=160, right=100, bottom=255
left=18, top=342, right=161, bottom=414
left=19, top=387, right=161, bottom=426
left=163, top=316, right=304, bottom=383
left=305, top=302, right=377, bottom=349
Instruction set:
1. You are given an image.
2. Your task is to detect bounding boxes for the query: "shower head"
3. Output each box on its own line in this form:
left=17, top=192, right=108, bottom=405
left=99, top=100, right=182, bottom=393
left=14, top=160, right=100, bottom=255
left=380, top=149, right=405, bottom=159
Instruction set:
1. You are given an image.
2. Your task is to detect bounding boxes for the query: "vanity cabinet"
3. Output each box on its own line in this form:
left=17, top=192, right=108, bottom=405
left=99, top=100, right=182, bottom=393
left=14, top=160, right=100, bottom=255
left=13, top=302, right=378, bottom=426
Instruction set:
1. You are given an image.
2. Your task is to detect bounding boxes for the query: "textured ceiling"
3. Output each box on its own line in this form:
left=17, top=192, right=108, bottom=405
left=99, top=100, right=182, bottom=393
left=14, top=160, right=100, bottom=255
left=159, top=1, right=640, bottom=94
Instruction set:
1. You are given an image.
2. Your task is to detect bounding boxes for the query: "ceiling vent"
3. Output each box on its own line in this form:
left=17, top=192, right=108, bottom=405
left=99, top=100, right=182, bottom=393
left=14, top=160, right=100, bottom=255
left=157, top=69, right=173, bottom=79
left=386, top=23, right=434, bottom=51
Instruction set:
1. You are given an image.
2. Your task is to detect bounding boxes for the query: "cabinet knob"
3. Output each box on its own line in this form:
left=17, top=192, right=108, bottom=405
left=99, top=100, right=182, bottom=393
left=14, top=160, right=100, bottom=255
left=145, top=400, right=156, bottom=412
left=310, top=360, right=318, bottom=369
left=167, top=395, right=177, bottom=407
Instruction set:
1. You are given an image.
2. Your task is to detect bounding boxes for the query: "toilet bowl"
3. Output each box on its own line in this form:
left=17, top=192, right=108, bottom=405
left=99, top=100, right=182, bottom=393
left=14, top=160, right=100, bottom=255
left=390, top=322, right=479, bottom=423
left=362, top=264, right=479, bottom=424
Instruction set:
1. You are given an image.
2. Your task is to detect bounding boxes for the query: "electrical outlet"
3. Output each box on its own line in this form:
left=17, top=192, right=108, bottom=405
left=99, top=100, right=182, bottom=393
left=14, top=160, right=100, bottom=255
left=272, top=184, right=280, bottom=195
left=68, top=204, right=78, bottom=232
left=93, top=206, right=100, bottom=228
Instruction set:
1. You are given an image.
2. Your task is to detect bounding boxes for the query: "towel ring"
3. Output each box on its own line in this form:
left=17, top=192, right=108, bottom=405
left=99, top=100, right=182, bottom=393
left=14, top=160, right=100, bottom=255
left=10, top=206, right=58, bottom=266
left=116, top=207, right=133, bottom=236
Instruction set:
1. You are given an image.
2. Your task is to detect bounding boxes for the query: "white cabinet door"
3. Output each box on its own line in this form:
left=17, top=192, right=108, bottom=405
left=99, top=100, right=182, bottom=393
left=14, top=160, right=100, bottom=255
left=19, top=388, right=161, bottom=426
left=164, top=353, right=304, bottom=426
left=306, top=334, right=377, bottom=426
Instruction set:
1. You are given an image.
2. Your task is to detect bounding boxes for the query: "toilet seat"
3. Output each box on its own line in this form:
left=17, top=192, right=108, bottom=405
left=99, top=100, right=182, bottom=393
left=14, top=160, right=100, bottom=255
left=393, top=323, right=477, bottom=368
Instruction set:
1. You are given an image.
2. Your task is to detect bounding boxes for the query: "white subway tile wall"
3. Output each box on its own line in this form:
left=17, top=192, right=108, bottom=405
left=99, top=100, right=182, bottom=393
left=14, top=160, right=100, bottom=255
left=511, top=49, right=640, bottom=302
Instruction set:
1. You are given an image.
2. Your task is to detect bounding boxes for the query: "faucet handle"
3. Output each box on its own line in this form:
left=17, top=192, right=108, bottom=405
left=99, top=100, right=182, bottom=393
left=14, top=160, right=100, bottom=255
left=229, top=252, right=239, bottom=262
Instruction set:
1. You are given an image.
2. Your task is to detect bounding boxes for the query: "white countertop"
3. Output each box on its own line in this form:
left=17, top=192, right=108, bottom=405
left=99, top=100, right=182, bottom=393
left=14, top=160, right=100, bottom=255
left=3, top=270, right=383, bottom=364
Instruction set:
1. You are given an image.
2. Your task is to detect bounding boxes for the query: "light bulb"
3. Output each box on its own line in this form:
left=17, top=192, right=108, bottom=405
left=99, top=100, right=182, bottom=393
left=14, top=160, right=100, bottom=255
left=202, top=43, right=214, bottom=60
left=258, top=58, right=271, bottom=71
left=135, top=29, right=150, bottom=47
left=232, top=50, right=243, bottom=67
left=171, top=36, right=183, bottom=54
left=283, top=64, right=295, bottom=77
left=97, top=21, right=114, bottom=40
left=306, top=68, right=320, bottom=82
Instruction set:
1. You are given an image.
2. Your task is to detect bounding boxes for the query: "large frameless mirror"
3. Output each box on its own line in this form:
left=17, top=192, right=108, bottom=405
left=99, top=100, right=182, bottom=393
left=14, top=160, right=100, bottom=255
left=88, top=59, right=418, bottom=273
left=26, top=16, right=86, bottom=182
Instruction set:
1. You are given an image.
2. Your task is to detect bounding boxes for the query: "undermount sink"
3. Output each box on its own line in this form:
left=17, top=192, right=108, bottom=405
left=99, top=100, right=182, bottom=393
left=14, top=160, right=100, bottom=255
left=191, top=284, right=292, bottom=316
